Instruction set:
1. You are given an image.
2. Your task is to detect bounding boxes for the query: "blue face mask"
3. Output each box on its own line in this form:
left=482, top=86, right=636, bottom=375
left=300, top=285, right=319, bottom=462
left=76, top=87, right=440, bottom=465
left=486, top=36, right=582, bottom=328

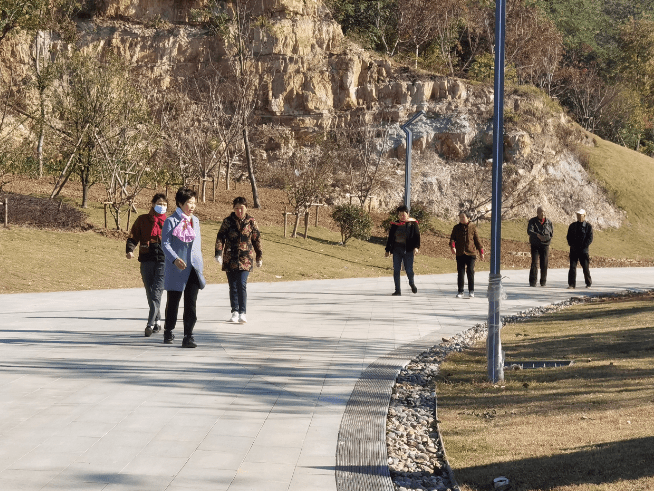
left=154, top=205, right=167, bottom=215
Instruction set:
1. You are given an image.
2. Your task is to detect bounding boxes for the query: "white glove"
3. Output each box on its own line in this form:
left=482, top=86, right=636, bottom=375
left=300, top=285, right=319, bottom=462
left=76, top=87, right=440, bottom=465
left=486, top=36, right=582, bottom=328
left=256, top=260, right=262, bottom=268
left=215, top=255, right=223, bottom=265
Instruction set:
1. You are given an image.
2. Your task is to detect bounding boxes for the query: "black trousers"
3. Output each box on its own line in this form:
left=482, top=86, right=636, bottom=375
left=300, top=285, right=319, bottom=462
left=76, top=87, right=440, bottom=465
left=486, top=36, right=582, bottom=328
left=568, top=249, right=592, bottom=287
left=164, top=268, right=201, bottom=337
left=529, top=243, right=549, bottom=286
left=456, top=255, right=476, bottom=293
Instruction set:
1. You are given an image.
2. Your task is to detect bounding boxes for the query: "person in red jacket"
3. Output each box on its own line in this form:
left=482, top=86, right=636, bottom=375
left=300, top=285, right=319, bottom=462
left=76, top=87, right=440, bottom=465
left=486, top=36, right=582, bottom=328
left=126, top=193, right=168, bottom=337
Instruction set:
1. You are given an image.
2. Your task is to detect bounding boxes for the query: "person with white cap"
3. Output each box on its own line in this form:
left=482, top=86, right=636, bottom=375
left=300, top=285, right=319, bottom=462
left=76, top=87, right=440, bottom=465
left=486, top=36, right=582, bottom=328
left=566, top=208, right=593, bottom=289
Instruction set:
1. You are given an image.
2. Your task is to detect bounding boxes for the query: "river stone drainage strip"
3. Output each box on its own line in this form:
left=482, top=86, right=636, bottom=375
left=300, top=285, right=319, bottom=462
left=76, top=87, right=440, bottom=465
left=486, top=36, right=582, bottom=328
left=334, top=323, right=487, bottom=491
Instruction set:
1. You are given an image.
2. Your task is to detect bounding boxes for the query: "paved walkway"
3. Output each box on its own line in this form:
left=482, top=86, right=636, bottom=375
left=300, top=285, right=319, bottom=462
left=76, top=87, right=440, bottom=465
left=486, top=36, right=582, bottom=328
left=0, top=267, right=652, bottom=491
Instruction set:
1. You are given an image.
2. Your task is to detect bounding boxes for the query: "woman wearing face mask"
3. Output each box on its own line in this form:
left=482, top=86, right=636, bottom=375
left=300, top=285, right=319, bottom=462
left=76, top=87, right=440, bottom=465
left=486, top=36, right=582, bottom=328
left=161, top=187, right=206, bottom=347
left=215, top=196, right=262, bottom=324
left=126, top=193, right=168, bottom=337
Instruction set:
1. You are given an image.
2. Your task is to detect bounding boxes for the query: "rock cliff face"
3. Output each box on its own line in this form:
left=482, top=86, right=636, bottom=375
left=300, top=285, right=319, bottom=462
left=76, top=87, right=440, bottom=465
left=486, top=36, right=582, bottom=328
left=0, top=0, right=624, bottom=226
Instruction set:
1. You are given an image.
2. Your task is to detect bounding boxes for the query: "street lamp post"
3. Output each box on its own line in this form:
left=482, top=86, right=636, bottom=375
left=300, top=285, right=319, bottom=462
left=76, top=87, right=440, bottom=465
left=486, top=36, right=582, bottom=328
left=400, top=111, right=426, bottom=211
left=488, top=0, right=507, bottom=383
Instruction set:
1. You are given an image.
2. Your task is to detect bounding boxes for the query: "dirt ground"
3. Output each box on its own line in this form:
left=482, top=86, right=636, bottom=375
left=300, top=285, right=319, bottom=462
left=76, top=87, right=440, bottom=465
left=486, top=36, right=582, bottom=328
left=3, top=176, right=652, bottom=269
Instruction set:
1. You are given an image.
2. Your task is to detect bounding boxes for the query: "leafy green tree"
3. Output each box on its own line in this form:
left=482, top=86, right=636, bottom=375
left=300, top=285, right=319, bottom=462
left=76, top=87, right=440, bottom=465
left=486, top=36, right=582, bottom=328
left=326, top=0, right=400, bottom=54
left=537, top=0, right=608, bottom=58
left=331, top=204, right=373, bottom=245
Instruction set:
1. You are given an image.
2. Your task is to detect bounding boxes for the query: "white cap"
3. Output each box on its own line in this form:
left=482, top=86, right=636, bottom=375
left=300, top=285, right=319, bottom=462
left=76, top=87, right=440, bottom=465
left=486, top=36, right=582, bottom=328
left=575, top=208, right=586, bottom=215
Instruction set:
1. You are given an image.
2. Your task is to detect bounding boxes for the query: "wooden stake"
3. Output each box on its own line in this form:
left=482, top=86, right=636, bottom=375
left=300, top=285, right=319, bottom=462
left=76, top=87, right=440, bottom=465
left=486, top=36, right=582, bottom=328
left=304, top=210, right=309, bottom=239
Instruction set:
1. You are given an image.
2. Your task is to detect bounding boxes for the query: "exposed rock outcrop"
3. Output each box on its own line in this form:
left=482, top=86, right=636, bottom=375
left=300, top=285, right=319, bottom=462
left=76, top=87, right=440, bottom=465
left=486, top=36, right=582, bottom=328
left=0, top=0, right=625, bottom=227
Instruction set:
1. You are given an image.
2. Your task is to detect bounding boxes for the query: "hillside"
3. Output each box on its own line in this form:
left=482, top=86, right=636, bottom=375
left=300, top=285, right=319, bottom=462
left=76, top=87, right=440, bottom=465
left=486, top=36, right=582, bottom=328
left=2, top=0, right=654, bottom=286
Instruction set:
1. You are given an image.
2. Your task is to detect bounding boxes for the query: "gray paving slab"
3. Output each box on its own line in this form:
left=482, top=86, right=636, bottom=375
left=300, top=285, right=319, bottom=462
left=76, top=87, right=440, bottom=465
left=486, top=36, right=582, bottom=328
left=0, top=267, right=651, bottom=490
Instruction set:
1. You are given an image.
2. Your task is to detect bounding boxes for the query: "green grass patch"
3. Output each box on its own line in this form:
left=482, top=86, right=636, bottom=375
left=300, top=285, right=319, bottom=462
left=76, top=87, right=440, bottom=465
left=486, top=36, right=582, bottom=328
left=0, top=222, right=459, bottom=293
left=436, top=294, right=654, bottom=491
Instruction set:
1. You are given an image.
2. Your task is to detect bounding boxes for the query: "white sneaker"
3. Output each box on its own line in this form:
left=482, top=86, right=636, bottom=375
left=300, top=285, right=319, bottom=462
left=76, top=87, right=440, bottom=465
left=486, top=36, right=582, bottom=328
left=469, top=292, right=475, bottom=298
left=456, top=293, right=463, bottom=298
left=239, top=313, right=247, bottom=324
left=228, top=312, right=239, bottom=322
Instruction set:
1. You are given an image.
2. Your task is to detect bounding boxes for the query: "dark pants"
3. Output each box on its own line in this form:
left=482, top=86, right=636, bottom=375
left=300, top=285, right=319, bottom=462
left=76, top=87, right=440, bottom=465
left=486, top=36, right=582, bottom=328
left=140, top=260, right=165, bottom=327
left=164, top=268, right=201, bottom=337
left=456, top=254, right=476, bottom=293
left=529, top=243, right=549, bottom=286
left=568, top=249, right=592, bottom=287
left=392, top=246, right=415, bottom=293
left=227, top=270, right=250, bottom=314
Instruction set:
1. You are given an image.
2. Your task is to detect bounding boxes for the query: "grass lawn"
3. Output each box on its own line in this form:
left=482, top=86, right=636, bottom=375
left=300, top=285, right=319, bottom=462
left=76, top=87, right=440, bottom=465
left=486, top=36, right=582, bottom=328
left=435, top=293, right=654, bottom=491
left=0, top=221, right=458, bottom=293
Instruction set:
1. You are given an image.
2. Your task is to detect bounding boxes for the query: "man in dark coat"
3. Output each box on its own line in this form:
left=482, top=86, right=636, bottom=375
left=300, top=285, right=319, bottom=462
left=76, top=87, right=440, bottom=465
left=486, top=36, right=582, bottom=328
left=566, top=208, right=593, bottom=289
left=527, top=206, right=553, bottom=287
left=450, top=212, right=484, bottom=298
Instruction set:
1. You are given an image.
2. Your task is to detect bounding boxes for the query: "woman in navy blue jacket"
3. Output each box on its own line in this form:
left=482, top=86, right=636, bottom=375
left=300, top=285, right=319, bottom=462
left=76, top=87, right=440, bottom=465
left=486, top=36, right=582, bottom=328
left=161, top=187, right=206, bottom=347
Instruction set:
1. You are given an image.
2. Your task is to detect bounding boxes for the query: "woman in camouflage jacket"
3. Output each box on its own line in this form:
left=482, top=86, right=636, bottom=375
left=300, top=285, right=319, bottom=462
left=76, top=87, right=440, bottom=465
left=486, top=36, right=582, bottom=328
left=215, top=196, right=262, bottom=323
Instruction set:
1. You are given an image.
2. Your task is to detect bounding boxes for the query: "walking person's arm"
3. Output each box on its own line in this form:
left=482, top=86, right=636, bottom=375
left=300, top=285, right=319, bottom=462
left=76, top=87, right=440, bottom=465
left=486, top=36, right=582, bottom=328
left=215, top=218, right=229, bottom=264
left=126, top=215, right=143, bottom=259
left=473, top=226, right=485, bottom=260
left=251, top=218, right=263, bottom=267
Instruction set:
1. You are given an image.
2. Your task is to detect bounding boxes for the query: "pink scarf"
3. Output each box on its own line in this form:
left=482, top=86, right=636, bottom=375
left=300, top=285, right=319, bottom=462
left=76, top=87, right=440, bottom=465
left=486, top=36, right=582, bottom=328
left=172, top=208, right=196, bottom=243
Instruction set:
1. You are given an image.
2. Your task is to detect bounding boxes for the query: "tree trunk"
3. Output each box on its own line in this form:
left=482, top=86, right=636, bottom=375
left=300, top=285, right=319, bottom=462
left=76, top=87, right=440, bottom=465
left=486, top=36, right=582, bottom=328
left=37, top=122, right=44, bottom=178
left=225, top=152, right=231, bottom=191
left=80, top=162, right=90, bottom=209
left=201, top=172, right=208, bottom=203
left=292, top=212, right=301, bottom=238
left=243, top=126, right=261, bottom=208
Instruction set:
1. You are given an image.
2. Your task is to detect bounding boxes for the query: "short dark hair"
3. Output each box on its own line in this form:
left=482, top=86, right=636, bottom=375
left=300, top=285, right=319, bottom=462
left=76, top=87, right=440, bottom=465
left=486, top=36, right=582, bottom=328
left=396, top=205, right=409, bottom=214
left=151, top=193, right=167, bottom=205
left=175, top=187, right=197, bottom=207
left=232, top=196, right=248, bottom=208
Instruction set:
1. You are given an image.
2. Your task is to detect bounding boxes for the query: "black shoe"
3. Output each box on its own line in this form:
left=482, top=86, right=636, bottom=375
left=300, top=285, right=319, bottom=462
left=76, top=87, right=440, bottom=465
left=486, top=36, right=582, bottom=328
left=529, top=284, right=536, bottom=287
left=152, top=324, right=161, bottom=334
left=182, top=336, right=197, bottom=348
left=540, top=282, right=546, bottom=287
left=410, top=284, right=417, bottom=294
left=163, top=331, right=175, bottom=344
left=145, top=326, right=153, bottom=337
left=392, top=291, right=401, bottom=296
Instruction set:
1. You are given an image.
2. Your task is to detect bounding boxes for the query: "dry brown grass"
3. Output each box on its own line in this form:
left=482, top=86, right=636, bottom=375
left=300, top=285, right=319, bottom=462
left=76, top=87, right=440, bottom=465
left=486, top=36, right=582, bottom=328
left=435, top=293, right=654, bottom=491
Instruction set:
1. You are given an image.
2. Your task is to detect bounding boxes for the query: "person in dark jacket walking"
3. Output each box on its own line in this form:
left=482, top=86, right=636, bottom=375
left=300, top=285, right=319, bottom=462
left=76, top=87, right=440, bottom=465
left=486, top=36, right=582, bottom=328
left=450, top=212, right=484, bottom=298
left=385, top=205, right=420, bottom=296
left=215, top=197, right=263, bottom=323
left=527, top=206, right=553, bottom=287
left=566, top=208, right=593, bottom=289
left=126, top=193, right=168, bottom=337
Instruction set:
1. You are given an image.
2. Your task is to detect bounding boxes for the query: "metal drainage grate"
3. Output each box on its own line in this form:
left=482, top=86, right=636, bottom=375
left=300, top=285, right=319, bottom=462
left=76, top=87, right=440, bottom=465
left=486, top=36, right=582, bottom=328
left=505, top=360, right=574, bottom=369
left=335, top=330, right=451, bottom=491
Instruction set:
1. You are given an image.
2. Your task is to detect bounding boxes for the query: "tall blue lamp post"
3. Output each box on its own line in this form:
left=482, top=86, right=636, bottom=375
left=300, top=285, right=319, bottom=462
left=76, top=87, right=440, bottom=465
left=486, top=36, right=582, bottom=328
left=401, top=111, right=426, bottom=211
left=488, top=0, right=507, bottom=383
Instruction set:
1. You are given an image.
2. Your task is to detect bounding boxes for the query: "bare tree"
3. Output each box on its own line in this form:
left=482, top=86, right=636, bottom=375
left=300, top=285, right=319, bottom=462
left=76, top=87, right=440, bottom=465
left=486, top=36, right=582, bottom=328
left=282, top=135, right=336, bottom=237
left=161, top=72, right=247, bottom=201
left=230, top=0, right=262, bottom=207
left=331, top=117, right=391, bottom=209
left=94, top=117, right=158, bottom=230
left=50, top=50, right=151, bottom=209
left=397, top=0, right=439, bottom=69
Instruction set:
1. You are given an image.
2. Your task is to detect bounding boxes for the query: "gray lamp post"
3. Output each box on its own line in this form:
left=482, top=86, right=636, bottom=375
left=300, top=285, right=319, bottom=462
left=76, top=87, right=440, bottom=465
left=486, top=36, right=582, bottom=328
left=400, top=111, right=426, bottom=211
left=488, top=0, right=507, bottom=383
